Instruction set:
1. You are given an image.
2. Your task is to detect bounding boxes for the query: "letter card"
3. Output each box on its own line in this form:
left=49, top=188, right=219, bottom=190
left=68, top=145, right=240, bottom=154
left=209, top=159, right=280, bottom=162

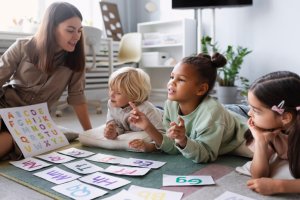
left=102, top=189, right=143, bottom=200
left=128, top=185, right=183, bottom=200
left=163, top=174, right=215, bottom=186
left=64, top=159, right=104, bottom=174
left=58, top=147, right=95, bottom=158
left=105, top=165, right=150, bottom=176
left=9, top=157, right=51, bottom=171
left=34, top=166, right=81, bottom=184
left=120, top=158, right=166, bottom=169
left=79, top=172, right=130, bottom=190
left=52, top=180, right=107, bottom=200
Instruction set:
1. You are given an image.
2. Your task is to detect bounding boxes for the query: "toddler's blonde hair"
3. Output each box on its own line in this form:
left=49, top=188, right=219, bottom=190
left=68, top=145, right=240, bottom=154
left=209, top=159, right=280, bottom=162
left=108, top=67, right=151, bottom=104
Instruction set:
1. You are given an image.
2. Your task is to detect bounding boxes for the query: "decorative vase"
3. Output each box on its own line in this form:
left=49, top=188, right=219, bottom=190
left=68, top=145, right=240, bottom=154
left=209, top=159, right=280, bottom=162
left=217, top=86, right=238, bottom=104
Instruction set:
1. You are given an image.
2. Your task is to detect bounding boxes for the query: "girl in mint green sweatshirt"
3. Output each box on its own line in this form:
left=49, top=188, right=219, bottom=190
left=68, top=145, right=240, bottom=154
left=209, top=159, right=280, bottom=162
left=129, top=53, right=251, bottom=163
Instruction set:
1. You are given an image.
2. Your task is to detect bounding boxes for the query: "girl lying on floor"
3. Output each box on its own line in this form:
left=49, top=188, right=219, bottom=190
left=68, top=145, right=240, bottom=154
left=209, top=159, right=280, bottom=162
left=128, top=53, right=253, bottom=163
left=236, top=71, right=300, bottom=195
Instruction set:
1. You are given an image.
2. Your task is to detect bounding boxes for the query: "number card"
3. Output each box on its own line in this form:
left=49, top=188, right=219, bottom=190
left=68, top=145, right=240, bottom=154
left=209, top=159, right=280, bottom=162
left=79, top=172, right=130, bottom=190
left=102, top=189, right=143, bottom=200
left=215, top=191, right=256, bottom=200
left=128, top=185, right=183, bottom=200
left=52, top=180, right=107, bottom=200
left=34, top=166, right=81, bottom=184
left=10, top=157, right=51, bottom=171
left=85, top=153, right=125, bottom=164
left=0, top=103, right=69, bottom=158
left=163, top=175, right=215, bottom=186
left=64, top=159, right=104, bottom=174
left=120, top=158, right=166, bottom=169
left=36, top=152, right=75, bottom=163
left=105, top=165, right=150, bottom=176
left=59, top=148, right=95, bottom=158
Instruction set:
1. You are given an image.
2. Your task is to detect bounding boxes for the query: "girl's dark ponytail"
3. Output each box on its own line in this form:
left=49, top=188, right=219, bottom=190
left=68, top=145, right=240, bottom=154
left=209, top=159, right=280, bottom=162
left=211, top=52, right=227, bottom=69
left=288, top=109, right=300, bottom=178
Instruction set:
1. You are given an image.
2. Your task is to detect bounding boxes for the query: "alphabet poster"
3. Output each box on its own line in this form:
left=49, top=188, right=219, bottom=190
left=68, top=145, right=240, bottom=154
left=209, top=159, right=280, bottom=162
left=0, top=103, right=69, bottom=158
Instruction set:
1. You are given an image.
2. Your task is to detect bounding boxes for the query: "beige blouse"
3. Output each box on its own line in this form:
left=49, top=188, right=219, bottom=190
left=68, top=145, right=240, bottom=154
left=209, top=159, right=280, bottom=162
left=0, top=38, right=86, bottom=109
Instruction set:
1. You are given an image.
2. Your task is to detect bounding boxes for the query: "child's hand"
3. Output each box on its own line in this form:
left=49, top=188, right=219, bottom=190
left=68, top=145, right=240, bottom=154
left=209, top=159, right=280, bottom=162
left=104, top=122, right=118, bottom=140
left=129, top=139, right=155, bottom=152
left=247, top=178, right=278, bottom=195
left=128, top=102, right=151, bottom=130
left=248, top=118, right=280, bottom=144
left=167, top=117, right=187, bottom=148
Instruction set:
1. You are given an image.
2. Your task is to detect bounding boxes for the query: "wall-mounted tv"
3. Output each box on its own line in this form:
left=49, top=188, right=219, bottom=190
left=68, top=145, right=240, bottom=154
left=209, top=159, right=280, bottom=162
left=172, top=0, right=253, bottom=9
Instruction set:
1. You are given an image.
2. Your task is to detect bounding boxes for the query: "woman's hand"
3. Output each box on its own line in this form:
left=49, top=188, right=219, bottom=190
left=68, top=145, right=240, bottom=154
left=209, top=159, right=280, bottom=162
left=104, top=122, right=118, bottom=140
left=167, top=117, right=187, bottom=148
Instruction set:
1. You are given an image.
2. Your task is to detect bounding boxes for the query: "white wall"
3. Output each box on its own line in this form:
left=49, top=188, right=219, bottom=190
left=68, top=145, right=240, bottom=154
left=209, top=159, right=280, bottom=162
left=158, top=0, right=300, bottom=82
left=2, top=0, right=299, bottom=83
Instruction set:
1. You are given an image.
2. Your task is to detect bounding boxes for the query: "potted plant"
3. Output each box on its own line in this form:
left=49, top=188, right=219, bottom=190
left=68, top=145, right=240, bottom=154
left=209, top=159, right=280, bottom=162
left=201, top=36, right=252, bottom=104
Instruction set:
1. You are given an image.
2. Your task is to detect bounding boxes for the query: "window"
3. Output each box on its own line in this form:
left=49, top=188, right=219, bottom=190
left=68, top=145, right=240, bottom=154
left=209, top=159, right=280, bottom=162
left=0, top=0, right=39, bottom=31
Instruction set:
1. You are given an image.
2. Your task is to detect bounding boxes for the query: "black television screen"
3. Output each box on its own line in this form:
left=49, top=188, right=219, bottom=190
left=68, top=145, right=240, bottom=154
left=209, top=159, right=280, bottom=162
left=172, top=0, right=253, bottom=9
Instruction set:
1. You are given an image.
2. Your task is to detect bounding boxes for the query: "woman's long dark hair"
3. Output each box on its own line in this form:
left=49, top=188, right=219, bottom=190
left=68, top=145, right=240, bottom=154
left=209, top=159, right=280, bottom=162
left=246, top=71, right=300, bottom=178
left=27, top=2, right=85, bottom=73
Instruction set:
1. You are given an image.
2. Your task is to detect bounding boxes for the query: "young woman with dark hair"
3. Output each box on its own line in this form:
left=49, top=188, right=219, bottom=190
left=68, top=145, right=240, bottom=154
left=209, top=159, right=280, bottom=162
left=0, top=2, right=92, bottom=160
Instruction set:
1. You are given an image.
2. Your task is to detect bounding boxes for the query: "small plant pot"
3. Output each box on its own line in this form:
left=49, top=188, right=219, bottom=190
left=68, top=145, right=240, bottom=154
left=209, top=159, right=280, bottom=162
left=217, top=86, right=237, bottom=104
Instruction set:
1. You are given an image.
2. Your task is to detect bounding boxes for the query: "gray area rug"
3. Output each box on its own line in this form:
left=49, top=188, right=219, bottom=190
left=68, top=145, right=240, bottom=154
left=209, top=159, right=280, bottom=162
left=184, top=171, right=300, bottom=200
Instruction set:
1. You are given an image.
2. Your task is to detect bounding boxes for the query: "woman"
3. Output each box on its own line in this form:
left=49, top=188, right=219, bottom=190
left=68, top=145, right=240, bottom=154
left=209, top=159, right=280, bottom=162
left=0, top=2, right=92, bottom=160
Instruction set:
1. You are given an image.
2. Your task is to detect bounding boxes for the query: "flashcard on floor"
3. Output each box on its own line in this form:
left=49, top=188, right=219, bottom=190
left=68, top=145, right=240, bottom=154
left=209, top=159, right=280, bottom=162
left=63, top=159, right=104, bottom=174
left=34, top=166, right=81, bottom=184
left=105, top=165, right=150, bottom=176
left=120, top=158, right=166, bottom=169
left=163, top=174, right=215, bottom=186
left=9, top=157, right=51, bottom=171
left=52, top=180, right=107, bottom=200
left=128, top=185, right=183, bottom=200
left=36, top=152, right=75, bottom=163
left=79, top=172, right=130, bottom=190
left=102, top=189, right=143, bottom=200
left=85, top=153, right=126, bottom=164
left=58, top=147, right=95, bottom=158
left=214, top=191, right=256, bottom=200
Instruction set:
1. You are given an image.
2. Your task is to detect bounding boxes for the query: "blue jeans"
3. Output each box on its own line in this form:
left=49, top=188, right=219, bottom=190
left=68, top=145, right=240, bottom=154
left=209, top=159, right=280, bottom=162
left=224, top=104, right=249, bottom=119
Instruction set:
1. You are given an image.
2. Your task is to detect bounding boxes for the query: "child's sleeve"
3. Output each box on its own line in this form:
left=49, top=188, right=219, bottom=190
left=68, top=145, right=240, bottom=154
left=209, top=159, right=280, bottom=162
left=0, top=39, right=22, bottom=87
left=177, top=123, right=225, bottom=163
left=106, top=101, right=125, bottom=135
left=158, top=103, right=180, bottom=154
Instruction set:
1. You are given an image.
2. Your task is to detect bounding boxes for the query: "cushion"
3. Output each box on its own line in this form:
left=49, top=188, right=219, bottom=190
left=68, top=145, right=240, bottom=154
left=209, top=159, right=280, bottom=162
left=235, top=154, right=294, bottom=179
left=79, top=125, right=152, bottom=151
left=57, top=125, right=80, bottom=142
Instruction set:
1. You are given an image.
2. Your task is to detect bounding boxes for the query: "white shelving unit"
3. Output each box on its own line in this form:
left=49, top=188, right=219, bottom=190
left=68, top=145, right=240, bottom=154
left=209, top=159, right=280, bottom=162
left=137, top=19, right=197, bottom=97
